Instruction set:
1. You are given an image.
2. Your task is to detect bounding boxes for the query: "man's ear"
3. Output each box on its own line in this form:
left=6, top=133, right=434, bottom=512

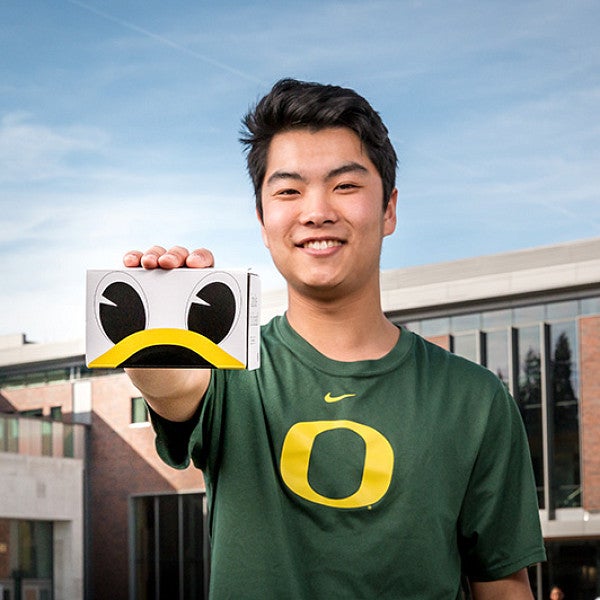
left=257, top=208, right=270, bottom=248
left=383, top=188, right=398, bottom=237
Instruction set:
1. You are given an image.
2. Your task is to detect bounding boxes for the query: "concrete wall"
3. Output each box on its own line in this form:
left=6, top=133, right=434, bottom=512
left=0, top=452, right=84, bottom=600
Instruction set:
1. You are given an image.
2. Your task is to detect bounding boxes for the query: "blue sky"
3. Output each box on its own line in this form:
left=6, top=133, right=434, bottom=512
left=2, top=0, right=599, bottom=343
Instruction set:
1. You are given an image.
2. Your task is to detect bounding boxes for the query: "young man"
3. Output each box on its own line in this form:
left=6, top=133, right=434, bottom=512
left=124, top=79, right=546, bottom=599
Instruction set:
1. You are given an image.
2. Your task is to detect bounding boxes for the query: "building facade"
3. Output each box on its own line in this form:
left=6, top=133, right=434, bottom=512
left=0, top=340, right=205, bottom=600
left=1, top=237, right=600, bottom=599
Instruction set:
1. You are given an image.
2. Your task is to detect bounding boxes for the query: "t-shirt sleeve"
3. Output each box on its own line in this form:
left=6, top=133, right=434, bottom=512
left=458, top=385, right=547, bottom=580
left=147, top=371, right=221, bottom=471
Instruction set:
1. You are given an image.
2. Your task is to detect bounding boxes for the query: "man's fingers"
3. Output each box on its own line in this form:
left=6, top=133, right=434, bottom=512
left=140, top=245, right=168, bottom=269
left=186, top=248, right=215, bottom=268
left=123, top=250, right=143, bottom=267
left=122, top=245, right=213, bottom=269
left=157, top=246, right=190, bottom=269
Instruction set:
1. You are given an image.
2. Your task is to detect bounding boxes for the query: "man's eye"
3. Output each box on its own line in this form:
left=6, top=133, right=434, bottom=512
left=277, top=188, right=300, bottom=196
left=336, top=183, right=358, bottom=191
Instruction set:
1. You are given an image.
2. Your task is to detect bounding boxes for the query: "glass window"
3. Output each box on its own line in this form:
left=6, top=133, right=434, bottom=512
left=484, top=330, right=510, bottom=388
left=450, top=313, right=480, bottom=333
left=131, top=397, right=149, bottom=424
left=0, top=519, right=53, bottom=598
left=546, top=300, right=578, bottom=321
left=401, top=320, right=421, bottom=335
left=41, top=421, right=53, bottom=457
left=63, top=424, right=74, bottom=458
left=516, top=325, right=544, bottom=507
left=133, top=496, right=156, bottom=600
left=159, top=495, right=180, bottom=598
left=45, top=368, right=70, bottom=384
left=451, top=333, right=478, bottom=363
left=513, top=305, right=544, bottom=326
left=550, top=321, right=581, bottom=508
left=482, top=309, right=511, bottom=330
left=420, top=317, right=450, bottom=337
left=0, top=417, right=6, bottom=452
left=581, top=296, right=600, bottom=316
left=7, top=417, right=18, bottom=453
left=542, top=539, right=600, bottom=598
left=20, top=408, right=43, bottom=418
left=182, top=495, right=205, bottom=599
left=132, top=494, right=207, bottom=600
left=50, top=406, right=62, bottom=422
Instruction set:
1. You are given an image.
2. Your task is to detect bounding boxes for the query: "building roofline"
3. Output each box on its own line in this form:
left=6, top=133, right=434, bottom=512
left=0, top=338, right=85, bottom=370
left=262, top=236, right=600, bottom=321
left=380, top=236, right=600, bottom=316
left=381, top=236, right=600, bottom=289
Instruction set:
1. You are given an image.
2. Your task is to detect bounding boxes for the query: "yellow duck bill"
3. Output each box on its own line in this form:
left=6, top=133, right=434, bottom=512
left=88, top=328, right=246, bottom=369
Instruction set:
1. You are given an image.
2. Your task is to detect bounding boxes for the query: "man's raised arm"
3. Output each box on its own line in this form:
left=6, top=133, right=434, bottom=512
left=122, top=245, right=214, bottom=422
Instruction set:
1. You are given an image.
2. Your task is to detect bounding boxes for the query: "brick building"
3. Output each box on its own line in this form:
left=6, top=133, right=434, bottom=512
left=1, top=236, right=600, bottom=599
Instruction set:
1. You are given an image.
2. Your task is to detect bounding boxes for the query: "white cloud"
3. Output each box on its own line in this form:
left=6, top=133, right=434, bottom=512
left=0, top=112, right=110, bottom=182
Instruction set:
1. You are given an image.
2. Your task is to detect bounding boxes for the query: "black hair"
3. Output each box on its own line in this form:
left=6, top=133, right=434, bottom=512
left=240, top=78, right=397, bottom=220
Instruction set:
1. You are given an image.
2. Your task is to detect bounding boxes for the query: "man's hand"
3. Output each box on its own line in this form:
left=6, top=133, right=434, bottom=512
left=121, top=244, right=215, bottom=422
left=123, top=245, right=215, bottom=270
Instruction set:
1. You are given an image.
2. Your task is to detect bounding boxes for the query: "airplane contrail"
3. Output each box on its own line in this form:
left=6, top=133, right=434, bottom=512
left=66, top=0, right=264, bottom=85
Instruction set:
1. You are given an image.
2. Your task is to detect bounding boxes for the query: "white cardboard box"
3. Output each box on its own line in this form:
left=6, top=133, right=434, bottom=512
left=86, top=268, right=260, bottom=369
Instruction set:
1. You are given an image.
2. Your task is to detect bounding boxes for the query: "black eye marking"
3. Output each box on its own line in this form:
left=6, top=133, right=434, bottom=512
left=187, top=282, right=236, bottom=344
left=99, top=281, right=147, bottom=344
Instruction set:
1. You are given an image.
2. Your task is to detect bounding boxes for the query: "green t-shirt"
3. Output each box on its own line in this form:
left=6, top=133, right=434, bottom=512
left=152, top=315, right=546, bottom=599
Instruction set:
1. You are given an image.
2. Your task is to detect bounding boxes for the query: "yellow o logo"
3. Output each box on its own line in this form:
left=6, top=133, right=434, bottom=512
left=280, top=420, right=394, bottom=508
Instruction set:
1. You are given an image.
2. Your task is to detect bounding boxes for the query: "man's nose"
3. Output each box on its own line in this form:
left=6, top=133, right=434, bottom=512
left=300, top=189, right=337, bottom=226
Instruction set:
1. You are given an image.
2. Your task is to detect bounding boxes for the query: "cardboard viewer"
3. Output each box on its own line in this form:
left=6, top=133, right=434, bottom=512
left=86, top=268, right=260, bottom=369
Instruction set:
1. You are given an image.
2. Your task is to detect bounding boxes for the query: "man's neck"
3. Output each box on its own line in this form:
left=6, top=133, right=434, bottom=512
left=285, top=285, right=399, bottom=362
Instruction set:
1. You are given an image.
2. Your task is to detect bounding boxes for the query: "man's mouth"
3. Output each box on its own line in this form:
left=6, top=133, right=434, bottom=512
left=301, top=239, right=343, bottom=250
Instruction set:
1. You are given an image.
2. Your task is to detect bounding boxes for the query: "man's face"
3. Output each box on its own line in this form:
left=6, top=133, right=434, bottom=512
left=259, top=127, right=397, bottom=300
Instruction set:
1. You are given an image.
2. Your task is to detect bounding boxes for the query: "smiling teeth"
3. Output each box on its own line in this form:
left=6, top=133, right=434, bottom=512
left=304, top=240, right=342, bottom=249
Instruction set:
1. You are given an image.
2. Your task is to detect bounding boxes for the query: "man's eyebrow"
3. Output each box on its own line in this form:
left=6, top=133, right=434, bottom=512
left=265, top=162, right=369, bottom=186
left=326, top=162, right=369, bottom=180
left=265, top=171, right=305, bottom=186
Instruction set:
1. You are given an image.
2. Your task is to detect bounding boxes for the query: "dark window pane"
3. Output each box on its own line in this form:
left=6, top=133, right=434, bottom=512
left=133, top=496, right=156, bottom=600
left=132, top=494, right=207, bottom=599
left=41, top=421, right=52, bottom=457
left=158, top=495, right=180, bottom=598
left=63, top=425, right=74, bottom=458
left=516, top=325, right=544, bottom=507
left=550, top=321, right=581, bottom=508
left=484, top=330, right=509, bottom=387
left=16, top=521, right=52, bottom=579
left=543, top=540, right=600, bottom=598
left=182, top=495, right=205, bottom=600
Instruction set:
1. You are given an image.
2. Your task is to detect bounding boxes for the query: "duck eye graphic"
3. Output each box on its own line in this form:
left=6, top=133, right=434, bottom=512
left=98, top=280, right=147, bottom=344
left=187, top=281, right=236, bottom=343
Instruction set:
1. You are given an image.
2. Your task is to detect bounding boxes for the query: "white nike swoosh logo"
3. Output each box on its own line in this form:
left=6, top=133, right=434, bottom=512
left=324, top=392, right=357, bottom=403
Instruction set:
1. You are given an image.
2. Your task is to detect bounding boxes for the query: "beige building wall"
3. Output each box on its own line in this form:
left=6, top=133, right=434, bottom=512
left=0, top=453, right=84, bottom=600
